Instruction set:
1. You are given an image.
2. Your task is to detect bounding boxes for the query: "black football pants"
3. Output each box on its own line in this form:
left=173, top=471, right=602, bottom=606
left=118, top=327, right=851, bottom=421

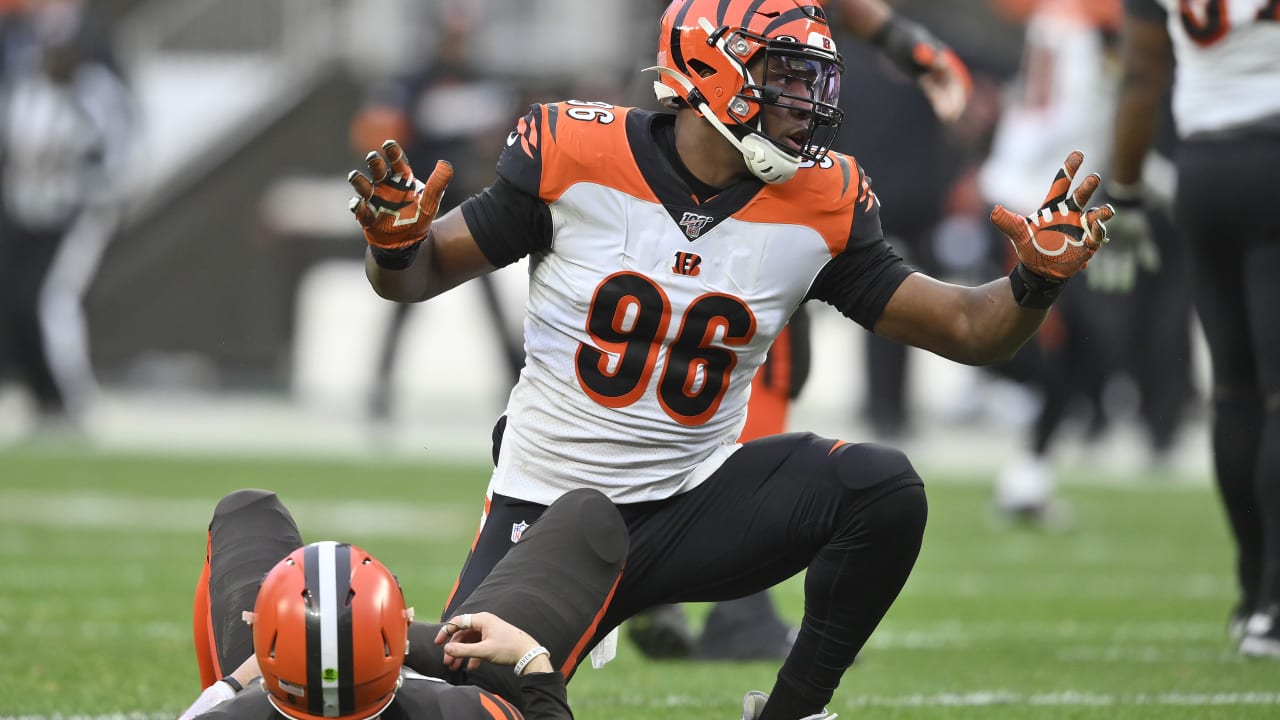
left=444, top=432, right=928, bottom=716
left=1178, top=130, right=1280, bottom=613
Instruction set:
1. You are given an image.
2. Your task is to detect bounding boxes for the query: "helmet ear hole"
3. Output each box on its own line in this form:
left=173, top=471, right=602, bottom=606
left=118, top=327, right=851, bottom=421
left=688, top=58, right=717, bottom=78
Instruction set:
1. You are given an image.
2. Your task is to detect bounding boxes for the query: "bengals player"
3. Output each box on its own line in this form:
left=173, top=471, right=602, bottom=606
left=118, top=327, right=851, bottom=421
left=1109, top=0, right=1280, bottom=658
left=346, top=0, right=1111, bottom=716
left=181, top=488, right=626, bottom=719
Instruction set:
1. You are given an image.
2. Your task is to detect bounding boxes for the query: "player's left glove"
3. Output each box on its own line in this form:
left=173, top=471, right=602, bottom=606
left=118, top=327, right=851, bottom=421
left=871, top=14, right=972, bottom=122
left=348, top=140, right=453, bottom=269
left=178, top=679, right=238, bottom=720
left=989, top=151, right=1113, bottom=307
left=1084, top=181, right=1161, bottom=294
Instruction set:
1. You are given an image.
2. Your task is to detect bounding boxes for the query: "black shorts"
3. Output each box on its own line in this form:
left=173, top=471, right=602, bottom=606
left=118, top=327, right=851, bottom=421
left=444, top=432, right=923, bottom=655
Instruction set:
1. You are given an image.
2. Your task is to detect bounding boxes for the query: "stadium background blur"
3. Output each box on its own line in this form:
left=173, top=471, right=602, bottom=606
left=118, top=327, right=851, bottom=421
left=0, top=0, right=1212, bottom=475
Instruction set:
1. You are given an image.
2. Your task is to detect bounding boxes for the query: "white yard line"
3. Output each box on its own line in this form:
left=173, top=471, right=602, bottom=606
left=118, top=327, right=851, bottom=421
left=0, top=491, right=473, bottom=538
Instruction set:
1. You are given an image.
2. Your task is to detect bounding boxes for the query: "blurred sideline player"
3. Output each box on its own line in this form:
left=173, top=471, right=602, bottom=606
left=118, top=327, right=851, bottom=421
left=1107, top=0, right=1280, bottom=657
left=347, top=5, right=523, bottom=423
left=978, top=0, right=1127, bottom=525
left=180, top=487, right=626, bottom=719
left=626, top=0, right=974, bottom=663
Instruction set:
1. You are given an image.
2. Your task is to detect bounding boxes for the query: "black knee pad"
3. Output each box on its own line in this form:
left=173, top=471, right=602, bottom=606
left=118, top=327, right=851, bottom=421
left=865, top=484, right=929, bottom=539
left=544, top=488, right=629, bottom=568
left=831, top=442, right=920, bottom=492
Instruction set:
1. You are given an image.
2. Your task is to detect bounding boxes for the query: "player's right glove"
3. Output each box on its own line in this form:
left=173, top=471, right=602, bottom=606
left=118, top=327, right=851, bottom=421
left=1084, top=181, right=1161, bottom=294
left=989, top=151, right=1114, bottom=308
left=177, top=679, right=237, bottom=720
left=348, top=140, right=453, bottom=269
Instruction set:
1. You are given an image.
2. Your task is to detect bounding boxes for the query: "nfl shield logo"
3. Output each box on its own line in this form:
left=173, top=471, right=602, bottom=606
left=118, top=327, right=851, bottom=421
left=510, top=521, right=529, bottom=543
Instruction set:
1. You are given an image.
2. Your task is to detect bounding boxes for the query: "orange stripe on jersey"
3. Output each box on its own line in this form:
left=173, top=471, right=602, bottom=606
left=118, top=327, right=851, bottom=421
left=733, top=151, right=863, bottom=257
left=561, top=568, right=624, bottom=676
left=536, top=103, right=658, bottom=205
left=441, top=496, right=492, bottom=615
left=489, top=690, right=521, bottom=719
left=828, top=440, right=848, bottom=455
left=478, top=691, right=520, bottom=720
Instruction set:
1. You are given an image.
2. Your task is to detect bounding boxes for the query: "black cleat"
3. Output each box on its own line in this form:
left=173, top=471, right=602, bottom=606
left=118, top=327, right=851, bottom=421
left=626, top=604, right=694, bottom=659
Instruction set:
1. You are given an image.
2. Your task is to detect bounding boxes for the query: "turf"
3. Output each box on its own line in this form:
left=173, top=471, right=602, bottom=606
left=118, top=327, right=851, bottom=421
left=0, top=447, right=1275, bottom=719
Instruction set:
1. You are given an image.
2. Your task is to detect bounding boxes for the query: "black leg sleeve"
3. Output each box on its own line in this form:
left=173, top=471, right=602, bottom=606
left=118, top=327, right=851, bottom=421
left=208, top=489, right=304, bottom=672
left=764, top=483, right=927, bottom=720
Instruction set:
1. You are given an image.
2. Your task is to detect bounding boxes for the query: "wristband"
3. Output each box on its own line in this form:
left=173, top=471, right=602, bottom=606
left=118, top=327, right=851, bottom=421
left=513, top=645, right=550, bottom=676
left=370, top=239, right=423, bottom=270
left=869, top=15, right=937, bottom=77
left=1008, top=262, right=1066, bottom=309
left=1103, top=180, right=1144, bottom=206
left=220, top=676, right=243, bottom=693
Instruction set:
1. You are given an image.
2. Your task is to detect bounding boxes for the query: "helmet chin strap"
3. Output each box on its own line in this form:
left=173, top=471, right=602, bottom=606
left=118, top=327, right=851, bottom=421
left=648, top=65, right=801, bottom=184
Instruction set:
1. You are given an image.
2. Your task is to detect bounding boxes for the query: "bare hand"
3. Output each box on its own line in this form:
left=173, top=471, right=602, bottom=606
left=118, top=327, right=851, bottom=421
left=434, top=612, right=549, bottom=674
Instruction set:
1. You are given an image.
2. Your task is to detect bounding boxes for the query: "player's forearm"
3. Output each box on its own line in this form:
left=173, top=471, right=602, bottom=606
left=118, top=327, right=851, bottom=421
left=226, top=654, right=261, bottom=691
left=1111, top=18, right=1174, bottom=185
left=365, top=243, right=433, bottom=302
left=519, top=671, right=574, bottom=720
left=365, top=209, right=495, bottom=303
left=944, top=278, right=1048, bottom=366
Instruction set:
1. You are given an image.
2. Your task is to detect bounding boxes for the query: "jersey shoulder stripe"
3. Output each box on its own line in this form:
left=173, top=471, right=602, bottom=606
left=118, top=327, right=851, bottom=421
left=496, top=101, right=656, bottom=206
left=737, top=150, right=874, bottom=256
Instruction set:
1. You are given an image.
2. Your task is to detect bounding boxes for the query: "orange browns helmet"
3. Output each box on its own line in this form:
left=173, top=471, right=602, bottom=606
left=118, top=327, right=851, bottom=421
left=652, top=0, right=844, bottom=184
left=251, top=542, right=412, bottom=720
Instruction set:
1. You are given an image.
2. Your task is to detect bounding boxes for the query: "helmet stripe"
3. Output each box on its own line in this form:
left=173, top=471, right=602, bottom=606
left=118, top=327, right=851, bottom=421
left=735, top=0, right=768, bottom=29
left=333, top=544, right=355, bottom=716
left=303, top=542, right=354, bottom=717
left=763, top=7, right=828, bottom=36
left=669, top=1, right=696, bottom=75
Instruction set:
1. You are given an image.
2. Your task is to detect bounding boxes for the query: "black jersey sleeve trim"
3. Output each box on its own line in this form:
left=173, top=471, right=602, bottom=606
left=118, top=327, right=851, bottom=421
left=460, top=177, right=553, bottom=268
left=1125, top=0, right=1167, bottom=22
left=807, top=242, right=916, bottom=330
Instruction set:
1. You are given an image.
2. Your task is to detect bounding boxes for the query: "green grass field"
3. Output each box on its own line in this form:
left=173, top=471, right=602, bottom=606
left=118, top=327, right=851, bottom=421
left=1, top=446, right=1275, bottom=719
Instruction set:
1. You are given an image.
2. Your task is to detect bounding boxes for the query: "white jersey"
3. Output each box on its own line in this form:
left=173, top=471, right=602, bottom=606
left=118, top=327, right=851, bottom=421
left=481, top=102, right=890, bottom=504
left=1152, top=0, right=1280, bottom=136
left=980, top=1, right=1118, bottom=210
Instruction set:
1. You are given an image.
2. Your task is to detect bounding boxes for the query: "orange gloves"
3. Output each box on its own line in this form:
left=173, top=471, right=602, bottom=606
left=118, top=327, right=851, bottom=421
left=348, top=140, right=453, bottom=259
left=990, top=151, right=1113, bottom=283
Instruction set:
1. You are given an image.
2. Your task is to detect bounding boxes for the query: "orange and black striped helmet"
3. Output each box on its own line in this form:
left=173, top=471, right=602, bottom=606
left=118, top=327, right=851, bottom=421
left=652, top=0, right=844, bottom=181
left=253, top=542, right=411, bottom=720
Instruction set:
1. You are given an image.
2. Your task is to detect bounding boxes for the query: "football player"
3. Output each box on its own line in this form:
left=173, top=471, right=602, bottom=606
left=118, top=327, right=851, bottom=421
left=180, top=487, right=627, bottom=719
left=627, top=0, right=974, bottom=662
left=346, top=1, right=1112, bottom=716
left=1106, top=0, right=1280, bottom=657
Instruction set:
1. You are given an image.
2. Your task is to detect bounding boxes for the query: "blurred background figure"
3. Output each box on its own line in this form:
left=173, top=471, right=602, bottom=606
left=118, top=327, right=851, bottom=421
left=0, top=0, right=135, bottom=439
left=347, top=1, right=523, bottom=425
left=975, top=0, right=1195, bottom=527
left=1106, top=0, right=1280, bottom=656
left=828, top=0, right=978, bottom=440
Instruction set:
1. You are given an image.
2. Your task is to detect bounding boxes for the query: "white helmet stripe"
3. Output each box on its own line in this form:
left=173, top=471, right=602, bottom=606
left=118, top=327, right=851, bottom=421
left=317, top=541, right=341, bottom=716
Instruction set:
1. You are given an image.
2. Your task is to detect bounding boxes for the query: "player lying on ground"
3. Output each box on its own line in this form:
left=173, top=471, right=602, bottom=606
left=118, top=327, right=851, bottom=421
left=180, top=487, right=626, bottom=719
